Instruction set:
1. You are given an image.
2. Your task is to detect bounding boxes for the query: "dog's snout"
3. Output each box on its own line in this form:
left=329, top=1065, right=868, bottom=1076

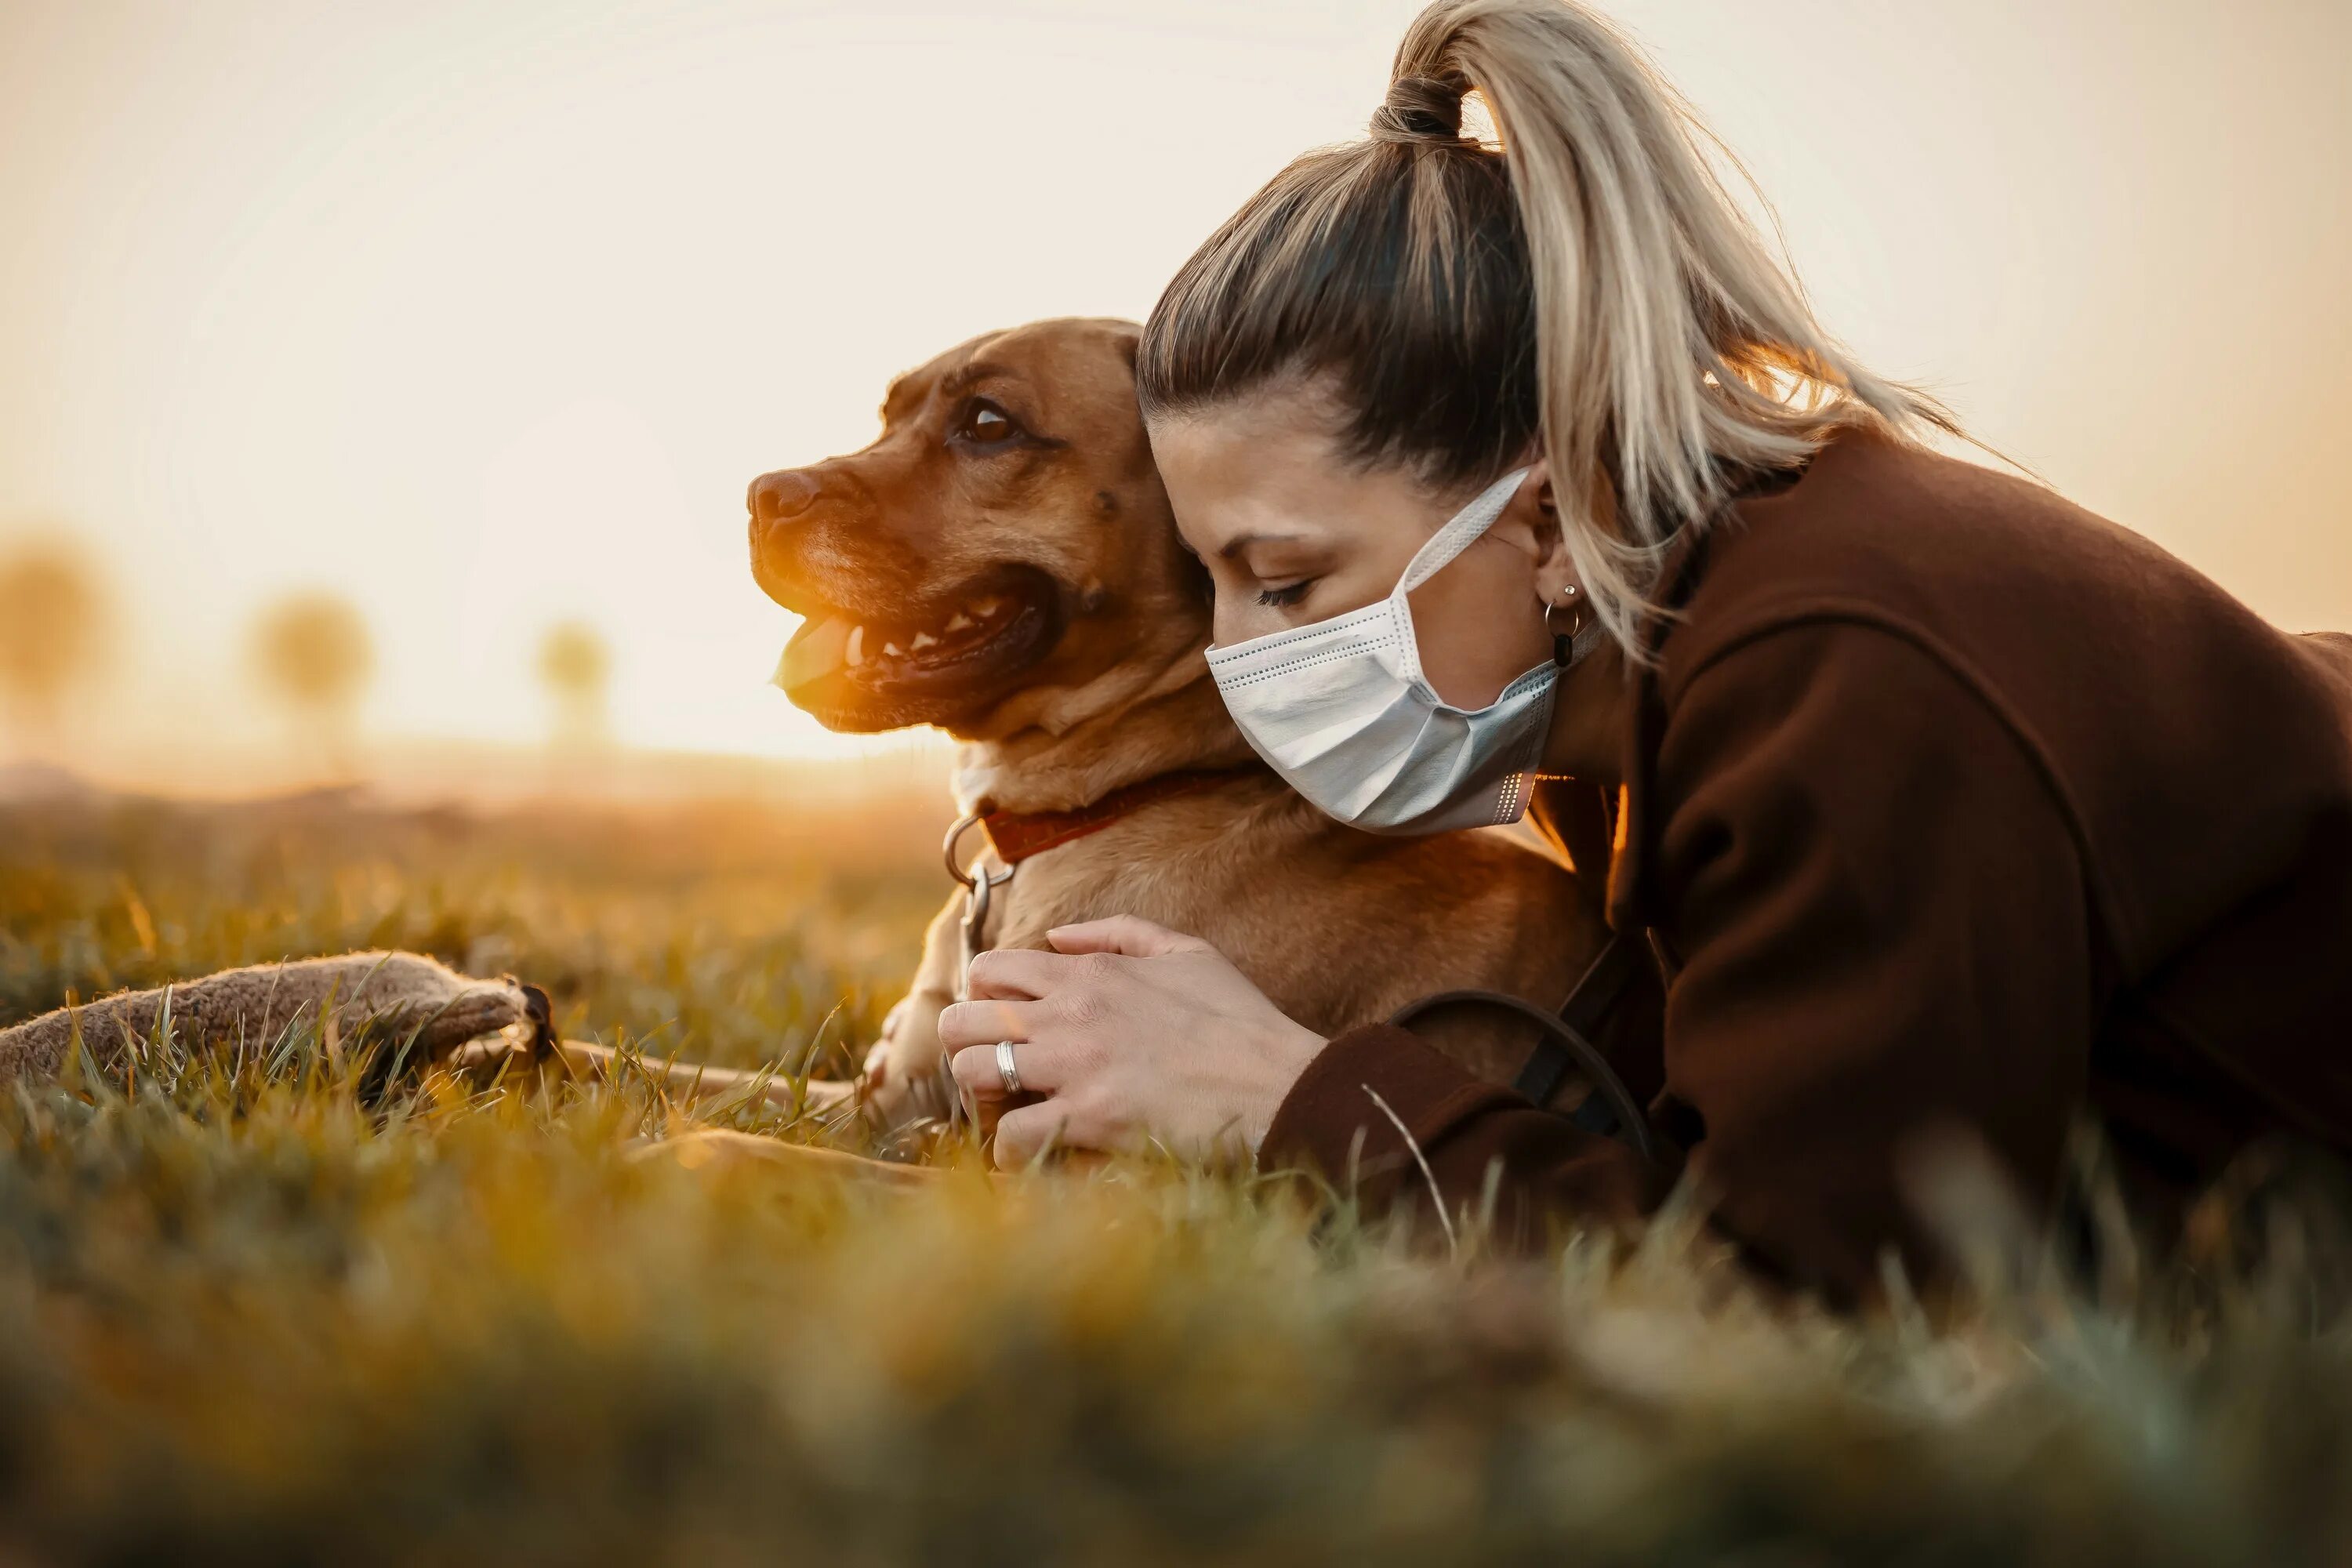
left=748, top=469, right=823, bottom=529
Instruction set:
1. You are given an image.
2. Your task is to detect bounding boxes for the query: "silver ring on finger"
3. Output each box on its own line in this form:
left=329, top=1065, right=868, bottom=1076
left=995, top=1040, right=1023, bottom=1096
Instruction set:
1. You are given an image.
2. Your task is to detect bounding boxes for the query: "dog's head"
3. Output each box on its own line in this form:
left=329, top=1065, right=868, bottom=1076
left=751, top=318, right=1207, bottom=738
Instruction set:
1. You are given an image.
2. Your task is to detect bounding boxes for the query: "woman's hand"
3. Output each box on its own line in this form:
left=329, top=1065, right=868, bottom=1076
left=937, top=917, right=1328, bottom=1169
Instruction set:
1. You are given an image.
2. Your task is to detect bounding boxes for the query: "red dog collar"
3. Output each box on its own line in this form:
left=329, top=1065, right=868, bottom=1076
left=978, top=767, right=1263, bottom=865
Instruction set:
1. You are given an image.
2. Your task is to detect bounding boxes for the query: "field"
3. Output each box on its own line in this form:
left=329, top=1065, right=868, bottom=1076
left=1, top=787, right=2348, bottom=1565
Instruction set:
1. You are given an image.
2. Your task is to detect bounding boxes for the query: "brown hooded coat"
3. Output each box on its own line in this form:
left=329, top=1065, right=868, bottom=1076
left=1261, top=430, right=2352, bottom=1301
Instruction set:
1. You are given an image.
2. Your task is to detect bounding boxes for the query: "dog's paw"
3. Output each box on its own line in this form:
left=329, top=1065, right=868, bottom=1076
left=317, top=953, right=536, bottom=1058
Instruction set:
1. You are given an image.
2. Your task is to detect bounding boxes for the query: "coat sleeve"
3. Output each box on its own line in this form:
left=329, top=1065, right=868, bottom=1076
left=1258, top=621, right=2099, bottom=1302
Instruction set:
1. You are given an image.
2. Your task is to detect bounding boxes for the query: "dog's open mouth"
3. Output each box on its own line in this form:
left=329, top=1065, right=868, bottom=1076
left=771, top=565, right=1062, bottom=730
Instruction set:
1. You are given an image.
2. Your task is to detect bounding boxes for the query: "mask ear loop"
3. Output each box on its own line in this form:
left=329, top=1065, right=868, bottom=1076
left=1396, top=468, right=1534, bottom=596
left=1391, top=468, right=1534, bottom=691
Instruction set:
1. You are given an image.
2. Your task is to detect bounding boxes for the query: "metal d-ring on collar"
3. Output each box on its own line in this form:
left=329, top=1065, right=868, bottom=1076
left=942, top=811, right=1017, bottom=1133
left=943, top=811, right=1016, bottom=996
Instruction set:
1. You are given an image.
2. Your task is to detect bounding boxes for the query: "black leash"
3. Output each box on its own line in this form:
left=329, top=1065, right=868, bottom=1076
left=1385, top=935, right=1660, bottom=1168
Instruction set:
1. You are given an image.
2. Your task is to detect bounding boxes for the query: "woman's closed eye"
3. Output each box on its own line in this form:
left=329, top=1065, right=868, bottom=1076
left=1255, top=580, right=1315, bottom=609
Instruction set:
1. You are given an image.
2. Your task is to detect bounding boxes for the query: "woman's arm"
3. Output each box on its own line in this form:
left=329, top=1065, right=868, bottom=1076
left=1263, top=620, right=2100, bottom=1301
left=1256, top=1021, right=1669, bottom=1241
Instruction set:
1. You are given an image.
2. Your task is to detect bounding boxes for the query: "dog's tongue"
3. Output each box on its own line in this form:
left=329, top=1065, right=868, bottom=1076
left=773, top=615, right=851, bottom=690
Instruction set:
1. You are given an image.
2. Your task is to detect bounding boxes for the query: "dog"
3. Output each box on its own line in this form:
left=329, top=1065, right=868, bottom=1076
left=747, top=317, right=1607, bottom=1140
left=0, top=319, right=1606, bottom=1186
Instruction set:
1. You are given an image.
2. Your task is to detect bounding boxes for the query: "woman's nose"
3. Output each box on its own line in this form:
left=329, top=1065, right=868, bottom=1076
left=747, top=469, right=822, bottom=528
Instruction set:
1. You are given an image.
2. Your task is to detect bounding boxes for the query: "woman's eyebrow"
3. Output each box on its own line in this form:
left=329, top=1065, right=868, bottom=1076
left=1218, top=531, right=1305, bottom=561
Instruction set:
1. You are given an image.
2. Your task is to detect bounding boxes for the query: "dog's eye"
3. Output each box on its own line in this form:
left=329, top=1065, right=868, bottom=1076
left=953, top=399, right=1022, bottom=446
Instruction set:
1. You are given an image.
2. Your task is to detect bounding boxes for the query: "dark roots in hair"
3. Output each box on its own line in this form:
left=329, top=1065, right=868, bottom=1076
left=1136, top=134, right=1538, bottom=498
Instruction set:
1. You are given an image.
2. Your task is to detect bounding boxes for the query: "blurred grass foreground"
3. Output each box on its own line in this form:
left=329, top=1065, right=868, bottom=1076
left=2, top=789, right=2350, bottom=1565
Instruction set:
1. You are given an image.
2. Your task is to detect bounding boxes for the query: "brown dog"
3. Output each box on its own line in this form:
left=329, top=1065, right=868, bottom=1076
left=749, top=317, right=1606, bottom=1138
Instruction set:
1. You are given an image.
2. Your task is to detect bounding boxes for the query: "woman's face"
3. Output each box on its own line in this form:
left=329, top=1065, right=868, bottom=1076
left=1147, top=386, right=1570, bottom=710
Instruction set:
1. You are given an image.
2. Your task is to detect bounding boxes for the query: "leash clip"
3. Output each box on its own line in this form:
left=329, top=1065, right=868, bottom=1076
left=945, top=810, right=1015, bottom=987
left=942, top=811, right=1016, bottom=1138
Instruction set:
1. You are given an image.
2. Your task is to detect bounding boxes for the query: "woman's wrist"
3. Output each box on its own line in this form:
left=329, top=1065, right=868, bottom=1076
left=1243, top=1018, right=1329, bottom=1155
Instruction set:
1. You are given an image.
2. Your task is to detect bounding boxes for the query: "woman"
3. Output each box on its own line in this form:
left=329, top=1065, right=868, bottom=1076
left=939, top=0, right=2352, bottom=1301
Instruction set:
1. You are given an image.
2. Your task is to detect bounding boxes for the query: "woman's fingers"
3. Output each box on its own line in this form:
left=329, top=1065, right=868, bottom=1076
left=936, top=996, right=1047, bottom=1053
left=993, top=1098, right=1085, bottom=1169
left=1044, top=916, right=1210, bottom=960
left=962, top=946, right=1076, bottom=1002
left=938, top=921, right=1316, bottom=1168
left=945, top=1040, right=1007, bottom=1099
left=964, top=920, right=1211, bottom=1001
left=946, top=1036, right=1071, bottom=1100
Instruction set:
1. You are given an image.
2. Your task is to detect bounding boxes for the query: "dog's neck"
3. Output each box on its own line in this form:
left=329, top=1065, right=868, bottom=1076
left=952, top=642, right=1258, bottom=815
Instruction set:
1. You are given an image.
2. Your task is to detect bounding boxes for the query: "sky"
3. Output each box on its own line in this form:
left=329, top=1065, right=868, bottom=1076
left=2, top=0, right=2347, bottom=771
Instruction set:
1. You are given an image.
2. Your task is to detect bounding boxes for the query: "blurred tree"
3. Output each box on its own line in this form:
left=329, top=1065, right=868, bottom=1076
left=0, top=539, right=107, bottom=756
left=536, top=620, right=613, bottom=753
left=249, top=593, right=374, bottom=775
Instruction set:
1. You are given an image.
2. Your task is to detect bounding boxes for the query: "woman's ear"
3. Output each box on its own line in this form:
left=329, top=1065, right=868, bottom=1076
left=1485, top=460, right=1551, bottom=558
left=1497, top=460, right=1583, bottom=604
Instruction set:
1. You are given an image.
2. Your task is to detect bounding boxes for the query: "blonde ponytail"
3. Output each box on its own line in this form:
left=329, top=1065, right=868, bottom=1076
left=1139, top=0, right=1954, bottom=656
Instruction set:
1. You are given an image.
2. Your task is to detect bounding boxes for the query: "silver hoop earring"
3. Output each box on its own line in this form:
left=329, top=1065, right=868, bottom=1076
left=1541, top=585, right=1584, bottom=637
left=1543, top=586, right=1587, bottom=664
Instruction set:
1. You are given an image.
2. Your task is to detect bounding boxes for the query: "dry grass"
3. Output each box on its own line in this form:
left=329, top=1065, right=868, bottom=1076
left=0, top=789, right=2347, bottom=1565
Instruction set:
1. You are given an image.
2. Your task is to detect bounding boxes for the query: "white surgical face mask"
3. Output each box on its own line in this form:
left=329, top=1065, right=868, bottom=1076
left=1207, top=467, right=1589, bottom=836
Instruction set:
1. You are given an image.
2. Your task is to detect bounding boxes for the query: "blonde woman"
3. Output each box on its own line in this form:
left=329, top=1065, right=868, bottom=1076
left=938, top=0, right=2352, bottom=1301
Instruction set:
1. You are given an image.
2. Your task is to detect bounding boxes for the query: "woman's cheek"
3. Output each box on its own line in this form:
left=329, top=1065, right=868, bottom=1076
left=1396, top=531, right=1543, bottom=705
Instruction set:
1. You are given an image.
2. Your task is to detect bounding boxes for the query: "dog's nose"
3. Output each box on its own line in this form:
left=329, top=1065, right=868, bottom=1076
left=748, top=469, right=823, bottom=528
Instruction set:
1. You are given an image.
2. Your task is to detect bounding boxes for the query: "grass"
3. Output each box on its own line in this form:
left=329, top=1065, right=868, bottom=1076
left=1, top=788, right=2349, bottom=1564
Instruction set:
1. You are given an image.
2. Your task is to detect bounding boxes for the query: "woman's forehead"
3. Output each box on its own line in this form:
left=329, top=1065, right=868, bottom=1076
left=1153, top=412, right=1450, bottom=564
left=1151, top=412, right=1331, bottom=537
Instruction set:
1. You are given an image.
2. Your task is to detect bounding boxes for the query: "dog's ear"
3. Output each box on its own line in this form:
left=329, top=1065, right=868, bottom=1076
left=1109, top=320, right=1141, bottom=370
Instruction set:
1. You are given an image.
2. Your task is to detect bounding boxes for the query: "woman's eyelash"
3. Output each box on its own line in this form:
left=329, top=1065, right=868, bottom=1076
left=1255, top=581, right=1312, bottom=608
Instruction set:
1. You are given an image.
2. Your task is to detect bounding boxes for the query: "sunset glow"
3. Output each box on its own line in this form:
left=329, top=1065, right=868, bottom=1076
left=4, top=0, right=2346, bottom=786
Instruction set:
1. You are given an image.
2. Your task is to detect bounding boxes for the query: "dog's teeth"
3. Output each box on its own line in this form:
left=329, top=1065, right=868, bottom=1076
left=845, top=625, right=866, bottom=667
left=883, top=641, right=905, bottom=657
left=945, top=612, right=975, bottom=633
left=971, top=595, right=1004, bottom=617
left=909, top=631, right=938, bottom=652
